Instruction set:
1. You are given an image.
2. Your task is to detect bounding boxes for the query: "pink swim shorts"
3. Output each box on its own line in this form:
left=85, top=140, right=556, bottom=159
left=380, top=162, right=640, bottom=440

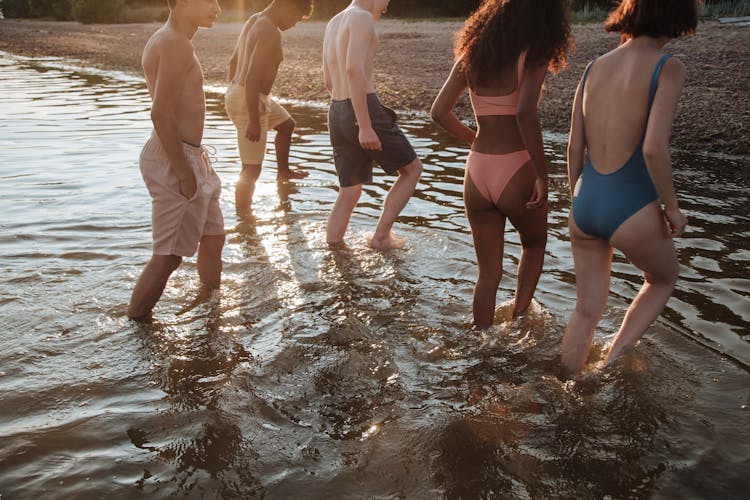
left=139, top=133, right=225, bottom=257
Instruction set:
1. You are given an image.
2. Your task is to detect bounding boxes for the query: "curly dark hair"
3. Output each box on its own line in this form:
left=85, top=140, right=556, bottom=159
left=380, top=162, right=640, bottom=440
left=604, top=0, right=699, bottom=38
left=455, top=0, right=572, bottom=87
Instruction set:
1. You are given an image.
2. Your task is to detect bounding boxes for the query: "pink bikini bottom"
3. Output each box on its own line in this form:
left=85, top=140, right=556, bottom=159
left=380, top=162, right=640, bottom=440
left=466, top=149, right=531, bottom=203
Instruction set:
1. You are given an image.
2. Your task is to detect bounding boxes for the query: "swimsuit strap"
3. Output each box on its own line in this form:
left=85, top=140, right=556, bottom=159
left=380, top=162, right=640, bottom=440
left=580, top=58, right=597, bottom=94
left=647, top=53, right=672, bottom=111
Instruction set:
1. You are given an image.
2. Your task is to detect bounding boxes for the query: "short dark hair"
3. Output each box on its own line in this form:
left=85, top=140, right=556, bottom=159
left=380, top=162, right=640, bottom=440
left=605, top=0, right=699, bottom=38
left=286, top=0, right=315, bottom=19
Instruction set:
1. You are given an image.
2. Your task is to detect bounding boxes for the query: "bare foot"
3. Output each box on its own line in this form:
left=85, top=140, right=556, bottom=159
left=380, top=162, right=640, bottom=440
left=367, top=231, right=409, bottom=249
left=277, top=169, right=309, bottom=183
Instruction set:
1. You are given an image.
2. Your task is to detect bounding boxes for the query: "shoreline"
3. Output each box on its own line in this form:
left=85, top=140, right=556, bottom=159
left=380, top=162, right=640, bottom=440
left=1, top=18, right=748, bottom=154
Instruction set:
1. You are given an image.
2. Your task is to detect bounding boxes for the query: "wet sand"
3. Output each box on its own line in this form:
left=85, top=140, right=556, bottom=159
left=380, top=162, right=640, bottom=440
left=0, top=18, right=748, bottom=154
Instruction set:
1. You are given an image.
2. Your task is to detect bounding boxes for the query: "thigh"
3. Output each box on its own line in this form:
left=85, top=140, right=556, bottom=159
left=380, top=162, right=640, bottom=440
left=267, top=98, right=292, bottom=130
left=569, top=214, right=613, bottom=303
left=465, top=173, right=506, bottom=266
left=610, top=202, right=678, bottom=282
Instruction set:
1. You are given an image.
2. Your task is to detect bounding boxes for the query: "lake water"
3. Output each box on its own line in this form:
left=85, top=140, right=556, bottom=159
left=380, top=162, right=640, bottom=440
left=1, top=52, right=749, bottom=499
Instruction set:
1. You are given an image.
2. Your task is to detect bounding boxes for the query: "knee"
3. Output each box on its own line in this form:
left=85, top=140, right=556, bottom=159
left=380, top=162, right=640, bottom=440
left=574, top=298, right=606, bottom=324
left=276, top=118, right=295, bottom=137
left=240, top=165, right=261, bottom=181
left=165, top=255, right=182, bottom=273
left=521, top=230, right=547, bottom=250
left=477, top=267, right=502, bottom=289
left=339, top=185, right=363, bottom=203
left=399, top=159, right=423, bottom=180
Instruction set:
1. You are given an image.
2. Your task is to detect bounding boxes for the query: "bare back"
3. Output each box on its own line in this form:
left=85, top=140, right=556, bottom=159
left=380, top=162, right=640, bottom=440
left=582, top=46, right=668, bottom=173
left=142, top=26, right=205, bottom=145
left=323, top=7, right=377, bottom=99
left=230, top=14, right=282, bottom=93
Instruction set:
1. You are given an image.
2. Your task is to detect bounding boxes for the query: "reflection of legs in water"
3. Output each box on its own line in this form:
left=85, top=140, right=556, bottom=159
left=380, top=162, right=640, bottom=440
left=128, top=255, right=182, bottom=320
left=274, top=117, right=308, bottom=182
left=327, top=183, right=363, bottom=246
left=235, top=163, right=261, bottom=216
left=368, top=158, right=423, bottom=249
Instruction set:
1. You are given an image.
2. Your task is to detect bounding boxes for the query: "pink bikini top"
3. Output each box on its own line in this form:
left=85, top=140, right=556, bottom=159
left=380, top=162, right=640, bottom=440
left=469, top=51, right=540, bottom=116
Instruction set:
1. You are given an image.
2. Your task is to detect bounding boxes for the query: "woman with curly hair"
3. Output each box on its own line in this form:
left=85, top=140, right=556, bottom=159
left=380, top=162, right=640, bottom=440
left=562, top=0, right=698, bottom=375
left=431, top=0, right=571, bottom=329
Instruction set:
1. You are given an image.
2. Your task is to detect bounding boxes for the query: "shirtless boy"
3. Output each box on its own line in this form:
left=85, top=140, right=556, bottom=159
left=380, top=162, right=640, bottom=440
left=226, top=0, right=314, bottom=215
left=323, top=0, right=423, bottom=249
left=128, top=0, right=225, bottom=319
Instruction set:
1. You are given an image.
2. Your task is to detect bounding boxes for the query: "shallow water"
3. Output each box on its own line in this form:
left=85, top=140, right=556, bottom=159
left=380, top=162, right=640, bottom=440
left=0, top=53, right=749, bottom=498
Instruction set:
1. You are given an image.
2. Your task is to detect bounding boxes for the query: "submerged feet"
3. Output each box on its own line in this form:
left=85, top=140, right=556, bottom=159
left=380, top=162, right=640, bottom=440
left=277, top=169, right=309, bottom=183
left=367, top=231, right=409, bottom=250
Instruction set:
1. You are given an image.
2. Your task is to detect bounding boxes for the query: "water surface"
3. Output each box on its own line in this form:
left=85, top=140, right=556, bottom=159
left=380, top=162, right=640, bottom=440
left=1, top=53, right=749, bottom=499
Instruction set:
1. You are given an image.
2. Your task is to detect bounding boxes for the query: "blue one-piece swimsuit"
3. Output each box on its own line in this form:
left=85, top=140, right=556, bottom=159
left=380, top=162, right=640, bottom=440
left=572, top=53, right=671, bottom=241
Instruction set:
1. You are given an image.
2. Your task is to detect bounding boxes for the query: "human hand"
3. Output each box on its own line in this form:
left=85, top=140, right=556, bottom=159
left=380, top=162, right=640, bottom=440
left=245, top=120, right=261, bottom=142
left=358, top=127, right=382, bottom=151
left=663, top=206, right=687, bottom=238
left=525, top=176, right=548, bottom=209
left=179, top=175, right=197, bottom=200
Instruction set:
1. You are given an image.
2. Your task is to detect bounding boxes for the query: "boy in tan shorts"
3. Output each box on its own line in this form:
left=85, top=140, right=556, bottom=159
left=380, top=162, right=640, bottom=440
left=226, top=0, right=314, bottom=215
left=127, top=0, right=225, bottom=319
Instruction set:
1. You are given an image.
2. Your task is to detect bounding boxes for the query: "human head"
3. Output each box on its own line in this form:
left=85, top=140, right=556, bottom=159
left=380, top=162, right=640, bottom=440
left=605, top=0, right=699, bottom=39
left=168, top=0, right=222, bottom=28
left=274, top=0, right=315, bottom=30
left=370, top=0, right=391, bottom=21
left=455, top=0, right=571, bottom=85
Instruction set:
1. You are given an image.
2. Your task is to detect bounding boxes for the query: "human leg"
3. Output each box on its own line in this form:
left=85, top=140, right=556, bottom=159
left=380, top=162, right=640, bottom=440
left=327, top=183, right=363, bottom=245
left=499, top=161, right=547, bottom=317
left=235, top=163, right=262, bottom=215
left=604, top=203, right=678, bottom=365
left=368, top=158, right=423, bottom=249
left=272, top=117, right=308, bottom=181
left=128, top=255, right=182, bottom=319
left=197, top=233, right=225, bottom=288
left=464, top=171, right=506, bottom=329
left=561, top=217, right=613, bottom=375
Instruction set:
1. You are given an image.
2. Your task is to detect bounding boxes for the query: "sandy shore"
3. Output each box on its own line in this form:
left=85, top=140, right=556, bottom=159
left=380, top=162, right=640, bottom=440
left=1, top=18, right=748, bottom=154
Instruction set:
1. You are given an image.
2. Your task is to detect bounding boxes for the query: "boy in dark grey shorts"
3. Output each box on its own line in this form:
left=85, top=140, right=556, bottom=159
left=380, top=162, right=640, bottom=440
left=329, top=94, right=417, bottom=187
left=323, top=1, right=423, bottom=249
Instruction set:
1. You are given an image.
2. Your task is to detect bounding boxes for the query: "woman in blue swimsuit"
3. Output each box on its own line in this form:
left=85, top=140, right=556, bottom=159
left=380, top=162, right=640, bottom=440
left=562, top=0, right=698, bottom=375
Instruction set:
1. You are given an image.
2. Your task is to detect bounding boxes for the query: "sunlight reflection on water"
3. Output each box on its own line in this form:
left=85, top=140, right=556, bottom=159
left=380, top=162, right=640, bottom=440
left=0, top=53, right=749, bottom=498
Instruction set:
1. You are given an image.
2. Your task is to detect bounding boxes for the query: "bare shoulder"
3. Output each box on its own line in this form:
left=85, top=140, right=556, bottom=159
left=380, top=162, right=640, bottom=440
left=662, top=56, right=686, bottom=81
left=346, top=8, right=375, bottom=29
left=145, top=26, right=193, bottom=61
left=250, top=15, right=281, bottom=44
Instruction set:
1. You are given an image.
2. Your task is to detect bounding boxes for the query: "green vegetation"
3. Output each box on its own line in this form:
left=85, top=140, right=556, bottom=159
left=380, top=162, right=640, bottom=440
left=1, top=0, right=749, bottom=24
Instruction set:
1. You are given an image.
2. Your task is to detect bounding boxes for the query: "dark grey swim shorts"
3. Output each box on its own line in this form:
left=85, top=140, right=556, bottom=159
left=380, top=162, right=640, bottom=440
left=328, top=93, right=418, bottom=187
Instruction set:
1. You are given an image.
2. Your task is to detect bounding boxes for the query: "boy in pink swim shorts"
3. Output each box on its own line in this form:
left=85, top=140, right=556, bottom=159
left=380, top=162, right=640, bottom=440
left=127, top=0, right=225, bottom=319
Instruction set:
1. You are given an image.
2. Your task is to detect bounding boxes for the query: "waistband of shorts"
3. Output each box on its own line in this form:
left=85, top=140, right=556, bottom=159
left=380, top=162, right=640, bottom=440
left=145, top=131, right=205, bottom=155
left=330, top=93, right=378, bottom=105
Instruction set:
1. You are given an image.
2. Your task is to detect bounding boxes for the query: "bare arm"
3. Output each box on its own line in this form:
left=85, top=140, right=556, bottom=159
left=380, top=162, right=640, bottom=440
left=430, top=58, right=476, bottom=146
left=345, top=12, right=380, bottom=150
left=642, top=57, right=687, bottom=237
left=516, top=60, right=550, bottom=208
left=567, top=71, right=586, bottom=198
left=243, top=28, right=281, bottom=142
left=228, top=43, right=239, bottom=81
left=150, top=36, right=195, bottom=198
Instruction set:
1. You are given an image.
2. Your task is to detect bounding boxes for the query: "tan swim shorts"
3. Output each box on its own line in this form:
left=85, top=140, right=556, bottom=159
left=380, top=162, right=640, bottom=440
left=139, top=133, right=225, bottom=257
left=225, top=83, right=291, bottom=165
